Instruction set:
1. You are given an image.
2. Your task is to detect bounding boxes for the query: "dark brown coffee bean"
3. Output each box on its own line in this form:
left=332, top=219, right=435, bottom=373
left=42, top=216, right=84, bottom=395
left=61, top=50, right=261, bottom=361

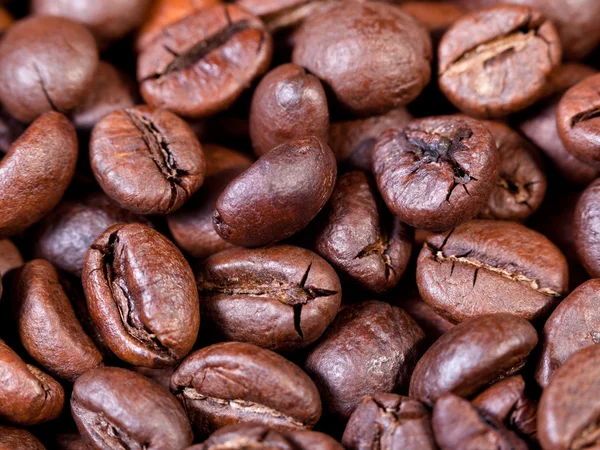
left=556, top=73, right=600, bottom=168
left=342, top=393, right=437, bottom=450
left=196, top=245, right=341, bottom=351
left=214, top=136, right=336, bottom=247
left=372, top=115, right=499, bottom=232
left=417, top=220, right=568, bottom=322
left=438, top=5, right=561, bottom=117
left=0, top=425, right=45, bottom=450
left=400, top=1, right=466, bottom=44
left=314, top=171, right=413, bottom=294
left=432, top=393, right=528, bottom=450
left=133, top=366, right=175, bottom=391
left=574, top=179, right=600, bottom=278
left=250, top=63, right=329, bottom=158
left=0, top=239, right=23, bottom=276
left=283, top=430, right=343, bottom=450
left=71, top=366, right=193, bottom=449
left=54, top=433, right=89, bottom=450
left=0, top=339, right=64, bottom=425
left=83, top=223, right=200, bottom=367
left=400, top=291, right=455, bottom=347
left=536, top=279, right=600, bottom=388
left=0, top=16, right=98, bottom=123
left=305, top=300, right=425, bottom=419
left=138, top=4, right=273, bottom=119
left=476, top=121, right=546, bottom=221
left=538, top=344, right=600, bottom=450
left=0, top=112, right=78, bottom=238
left=170, top=342, right=322, bottom=438
left=90, top=105, right=206, bottom=215
left=292, top=1, right=432, bottom=116
left=409, top=313, right=538, bottom=407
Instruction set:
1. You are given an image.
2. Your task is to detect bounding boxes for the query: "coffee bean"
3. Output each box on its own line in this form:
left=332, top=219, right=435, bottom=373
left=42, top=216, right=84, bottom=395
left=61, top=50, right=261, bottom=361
left=196, top=245, right=341, bottom=351
left=214, top=136, right=336, bottom=247
left=574, top=179, right=600, bottom=278
left=170, top=342, right=322, bottom=438
left=0, top=104, right=25, bottom=154
left=417, top=220, right=568, bottom=322
left=0, top=239, right=23, bottom=276
left=71, top=366, right=193, bottom=449
left=400, top=1, right=466, bottom=44
left=400, top=291, right=455, bottom=347
left=54, top=433, right=88, bottom=450
left=83, top=223, right=200, bottom=367
left=283, top=429, right=343, bottom=450
left=138, top=4, right=273, bottom=119
left=438, top=5, right=561, bottom=117
left=372, top=115, right=499, bottom=232
left=409, top=314, right=537, bottom=406
left=0, top=425, right=45, bottom=450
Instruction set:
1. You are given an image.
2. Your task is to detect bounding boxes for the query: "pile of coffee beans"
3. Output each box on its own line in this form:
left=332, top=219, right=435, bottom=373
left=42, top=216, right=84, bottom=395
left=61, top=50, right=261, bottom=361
left=3, top=0, right=600, bottom=449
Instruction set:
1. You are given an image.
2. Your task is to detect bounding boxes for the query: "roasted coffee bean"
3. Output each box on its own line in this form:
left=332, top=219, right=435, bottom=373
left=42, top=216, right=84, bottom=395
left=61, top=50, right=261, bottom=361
left=196, top=245, right=341, bottom=351
left=0, top=425, right=45, bottom=450
left=409, top=314, right=537, bottom=407
left=342, top=393, right=437, bottom=450
left=399, top=292, right=454, bottom=347
left=0, top=105, right=25, bottom=154
left=90, top=105, right=206, bottom=215
left=400, top=1, right=466, bottom=44
left=138, top=4, right=273, bottom=119
left=250, top=63, right=329, bottom=157
left=574, top=180, right=600, bottom=278
left=71, top=366, right=193, bottom=449
left=417, top=220, right=568, bottom=322
left=170, top=342, right=322, bottom=438
left=83, top=223, right=200, bottom=367
left=0, top=112, right=78, bottom=238
left=283, top=429, right=343, bottom=450
left=438, top=5, right=561, bottom=117
left=0, top=16, right=98, bottom=123
left=133, top=366, right=175, bottom=391
left=214, top=136, right=336, bottom=247
left=305, top=300, right=425, bottom=419
left=293, top=1, right=432, bottom=115
left=432, top=393, right=528, bottom=450
left=372, top=115, right=499, bottom=232
left=0, top=239, right=23, bottom=276
left=0, top=339, right=64, bottom=425
left=538, top=344, right=600, bottom=450
left=54, top=433, right=89, bottom=450
left=314, top=171, right=413, bottom=294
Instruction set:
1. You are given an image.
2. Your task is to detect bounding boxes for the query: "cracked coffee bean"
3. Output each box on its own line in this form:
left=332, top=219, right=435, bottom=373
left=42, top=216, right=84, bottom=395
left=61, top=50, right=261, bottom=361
left=71, top=366, right=193, bottom=449
left=417, top=220, right=568, bottom=322
left=313, top=171, right=413, bottom=294
left=0, top=16, right=98, bottom=123
left=196, top=245, right=341, bottom=352
left=170, top=341, right=322, bottom=438
left=305, top=300, right=425, bottom=420
left=409, top=313, right=538, bottom=407
left=573, top=179, right=600, bottom=278
left=90, top=105, right=206, bottom=215
left=438, top=5, right=561, bottom=117
left=342, top=393, right=437, bottom=450
left=0, top=425, right=45, bottom=450
left=83, top=223, right=200, bottom=368
left=138, top=4, right=273, bottom=119
left=372, top=115, right=499, bottom=232
left=214, top=135, right=336, bottom=247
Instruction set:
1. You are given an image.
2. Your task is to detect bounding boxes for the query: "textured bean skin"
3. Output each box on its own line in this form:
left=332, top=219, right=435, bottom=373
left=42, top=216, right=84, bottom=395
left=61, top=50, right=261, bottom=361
left=196, top=245, right=341, bottom=351
left=417, top=220, right=568, bottom=323
left=83, top=224, right=200, bottom=368
left=574, top=179, right=600, bottom=278
left=71, top=367, right=193, bottom=450
left=90, top=106, right=206, bottom=215
left=409, top=314, right=538, bottom=407
left=0, top=426, right=46, bottom=450
left=170, top=342, right=322, bottom=438
left=0, top=339, right=64, bottom=425
left=305, top=301, right=425, bottom=419
left=0, top=112, right=78, bottom=238
left=214, top=136, right=337, bottom=247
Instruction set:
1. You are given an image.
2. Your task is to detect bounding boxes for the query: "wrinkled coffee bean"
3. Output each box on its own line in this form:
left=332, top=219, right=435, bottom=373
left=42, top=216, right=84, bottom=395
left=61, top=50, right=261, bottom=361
left=574, top=179, right=600, bottom=278
left=0, top=425, right=45, bottom=450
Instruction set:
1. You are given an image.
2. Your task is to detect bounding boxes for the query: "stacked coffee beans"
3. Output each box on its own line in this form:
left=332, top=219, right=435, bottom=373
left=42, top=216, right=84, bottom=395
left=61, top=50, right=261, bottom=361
left=2, top=0, right=600, bottom=448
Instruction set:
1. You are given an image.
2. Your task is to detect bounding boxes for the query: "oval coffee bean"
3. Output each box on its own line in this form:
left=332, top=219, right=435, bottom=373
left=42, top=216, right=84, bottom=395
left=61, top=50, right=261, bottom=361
left=438, top=5, right=561, bottom=117
left=0, top=425, right=45, bottom=450
left=409, top=313, right=538, bottom=406
left=71, top=367, right=193, bottom=449
left=0, top=112, right=78, bottom=238
left=83, top=223, right=200, bottom=367
left=196, top=245, right=341, bottom=351
left=0, top=339, right=64, bottom=425
left=90, top=105, right=206, bottom=215
left=138, top=4, right=273, bottom=119
left=12, top=260, right=103, bottom=381
left=170, top=342, right=322, bottom=438
left=314, top=171, right=413, bottom=294
left=372, top=115, right=499, bottom=232
left=305, top=300, right=425, bottom=419
left=417, top=220, right=568, bottom=322
left=214, top=136, right=336, bottom=247
left=342, top=393, right=437, bottom=450
left=574, top=179, right=600, bottom=278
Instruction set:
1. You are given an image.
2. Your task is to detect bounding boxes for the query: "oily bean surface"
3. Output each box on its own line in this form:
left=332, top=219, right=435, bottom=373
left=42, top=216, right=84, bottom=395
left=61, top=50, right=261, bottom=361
left=573, top=179, right=600, bottom=278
